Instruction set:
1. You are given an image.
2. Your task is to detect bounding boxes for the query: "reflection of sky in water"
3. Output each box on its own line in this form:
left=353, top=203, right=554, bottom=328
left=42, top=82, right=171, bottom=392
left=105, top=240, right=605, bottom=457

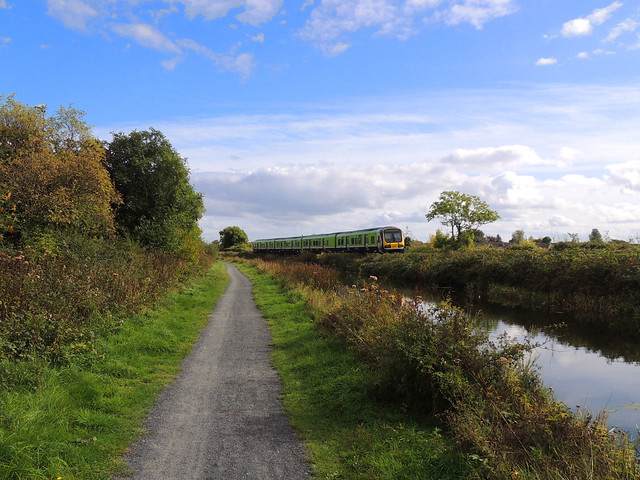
left=489, top=321, right=640, bottom=439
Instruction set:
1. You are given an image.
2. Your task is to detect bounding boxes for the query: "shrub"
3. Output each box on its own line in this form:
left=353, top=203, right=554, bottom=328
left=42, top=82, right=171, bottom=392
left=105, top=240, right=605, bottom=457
left=244, top=257, right=640, bottom=479
left=0, top=232, right=213, bottom=368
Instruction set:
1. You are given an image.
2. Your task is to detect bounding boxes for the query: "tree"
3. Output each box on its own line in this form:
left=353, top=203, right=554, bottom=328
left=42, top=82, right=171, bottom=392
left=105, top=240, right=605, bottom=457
left=105, top=129, right=204, bottom=254
left=589, top=228, right=603, bottom=243
left=219, top=226, right=248, bottom=250
left=426, top=191, right=500, bottom=242
left=0, top=95, right=120, bottom=241
left=403, top=226, right=414, bottom=247
left=511, top=230, right=525, bottom=244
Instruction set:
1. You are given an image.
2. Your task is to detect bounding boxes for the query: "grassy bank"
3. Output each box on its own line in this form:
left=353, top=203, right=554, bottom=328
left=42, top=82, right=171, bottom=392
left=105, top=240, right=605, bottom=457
left=237, top=262, right=480, bottom=479
left=238, top=257, right=639, bottom=480
left=0, top=262, right=228, bottom=480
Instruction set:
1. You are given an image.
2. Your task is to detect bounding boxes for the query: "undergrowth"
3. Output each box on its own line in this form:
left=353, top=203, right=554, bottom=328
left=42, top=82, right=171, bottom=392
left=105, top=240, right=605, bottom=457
left=241, top=256, right=640, bottom=480
left=0, top=232, right=215, bottom=386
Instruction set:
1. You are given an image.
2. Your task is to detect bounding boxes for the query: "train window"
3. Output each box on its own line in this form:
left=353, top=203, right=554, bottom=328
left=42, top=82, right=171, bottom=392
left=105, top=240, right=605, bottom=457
left=384, top=230, right=403, bottom=243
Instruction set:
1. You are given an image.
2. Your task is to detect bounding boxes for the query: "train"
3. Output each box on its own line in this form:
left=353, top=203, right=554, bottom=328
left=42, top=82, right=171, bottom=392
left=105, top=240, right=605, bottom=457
left=252, top=226, right=405, bottom=254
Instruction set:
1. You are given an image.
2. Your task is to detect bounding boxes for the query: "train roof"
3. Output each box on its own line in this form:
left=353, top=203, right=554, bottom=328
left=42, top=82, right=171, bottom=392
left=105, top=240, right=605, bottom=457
left=252, top=226, right=402, bottom=243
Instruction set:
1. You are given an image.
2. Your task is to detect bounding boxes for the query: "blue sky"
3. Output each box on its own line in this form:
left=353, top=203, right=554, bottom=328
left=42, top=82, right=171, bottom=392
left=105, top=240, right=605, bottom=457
left=2, top=1, right=640, bottom=243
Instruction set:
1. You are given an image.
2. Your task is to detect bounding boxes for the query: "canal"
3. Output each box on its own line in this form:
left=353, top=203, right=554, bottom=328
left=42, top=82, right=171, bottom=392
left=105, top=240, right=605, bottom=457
left=421, top=292, right=640, bottom=440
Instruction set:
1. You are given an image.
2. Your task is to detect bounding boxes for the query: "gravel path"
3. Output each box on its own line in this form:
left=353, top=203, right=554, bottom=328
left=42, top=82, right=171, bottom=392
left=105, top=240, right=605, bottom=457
left=119, top=263, right=310, bottom=479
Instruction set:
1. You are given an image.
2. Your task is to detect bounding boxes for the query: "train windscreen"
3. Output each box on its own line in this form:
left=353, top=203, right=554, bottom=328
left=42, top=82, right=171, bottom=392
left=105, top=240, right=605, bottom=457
left=383, top=229, right=403, bottom=243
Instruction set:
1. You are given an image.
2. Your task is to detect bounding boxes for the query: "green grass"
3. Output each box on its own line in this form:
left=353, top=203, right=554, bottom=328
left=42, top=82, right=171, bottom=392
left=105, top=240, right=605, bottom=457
left=238, top=263, right=482, bottom=480
left=0, top=262, right=229, bottom=480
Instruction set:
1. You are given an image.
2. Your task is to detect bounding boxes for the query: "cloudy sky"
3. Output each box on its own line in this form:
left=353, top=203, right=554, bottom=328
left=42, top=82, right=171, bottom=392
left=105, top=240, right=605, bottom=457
left=2, top=1, right=640, bottom=242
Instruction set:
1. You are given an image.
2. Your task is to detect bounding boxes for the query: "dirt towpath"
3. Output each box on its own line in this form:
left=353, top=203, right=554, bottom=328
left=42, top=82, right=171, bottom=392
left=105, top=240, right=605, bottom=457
left=119, top=263, right=310, bottom=479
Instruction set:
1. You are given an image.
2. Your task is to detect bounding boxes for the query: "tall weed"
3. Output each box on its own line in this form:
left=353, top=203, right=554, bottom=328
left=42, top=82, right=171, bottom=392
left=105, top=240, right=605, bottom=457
left=0, top=232, right=214, bottom=372
left=242, top=257, right=640, bottom=480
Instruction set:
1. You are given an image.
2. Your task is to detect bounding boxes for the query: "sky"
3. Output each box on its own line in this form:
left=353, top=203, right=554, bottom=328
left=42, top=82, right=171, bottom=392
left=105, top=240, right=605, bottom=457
left=2, top=1, right=640, bottom=243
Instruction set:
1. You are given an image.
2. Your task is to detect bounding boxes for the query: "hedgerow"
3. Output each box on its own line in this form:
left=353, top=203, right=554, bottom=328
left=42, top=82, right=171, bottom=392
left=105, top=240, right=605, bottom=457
left=0, top=233, right=215, bottom=385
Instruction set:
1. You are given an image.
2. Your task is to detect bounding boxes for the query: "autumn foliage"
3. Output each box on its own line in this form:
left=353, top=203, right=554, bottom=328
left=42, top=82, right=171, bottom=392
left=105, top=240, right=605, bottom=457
left=0, top=95, right=214, bottom=371
left=0, top=95, right=121, bottom=240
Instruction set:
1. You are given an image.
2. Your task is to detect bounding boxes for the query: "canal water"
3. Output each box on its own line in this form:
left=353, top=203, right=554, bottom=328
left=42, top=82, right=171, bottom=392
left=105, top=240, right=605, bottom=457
left=419, top=292, right=640, bottom=440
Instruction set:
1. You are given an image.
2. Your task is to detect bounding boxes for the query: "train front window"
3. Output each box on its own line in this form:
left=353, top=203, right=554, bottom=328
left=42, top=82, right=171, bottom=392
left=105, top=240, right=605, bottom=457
left=384, top=230, right=402, bottom=243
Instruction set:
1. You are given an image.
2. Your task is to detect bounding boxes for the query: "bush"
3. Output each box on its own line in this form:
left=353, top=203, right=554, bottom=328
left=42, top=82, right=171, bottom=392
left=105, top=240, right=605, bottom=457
left=0, top=232, right=214, bottom=368
left=247, top=257, right=639, bottom=479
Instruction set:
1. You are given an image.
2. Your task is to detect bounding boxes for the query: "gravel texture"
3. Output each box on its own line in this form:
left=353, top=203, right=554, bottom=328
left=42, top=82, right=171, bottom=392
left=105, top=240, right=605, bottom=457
left=118, top=263, right=310, bottom=479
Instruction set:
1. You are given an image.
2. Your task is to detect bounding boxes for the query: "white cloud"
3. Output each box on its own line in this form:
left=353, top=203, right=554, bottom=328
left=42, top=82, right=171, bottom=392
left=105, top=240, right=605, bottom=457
left=607, top=160, right=640, bottom=192
left=218, top=52, right=256, bottom=78
left=535, top=57, right=557, bottom=66
left=604, top=18, right=639, bottom=42
left=548, top=215, right=575, bottom=228
left=592, top=48, right=615, bottom=55
left=0, top=0, right=8, bottom=9
left=161, top=56, right=183, bottom=71
left=443, top=0, right=518, bottom=29
left=251, top=33, right=265, bottom=42
left=299, top=0, right=518, bottom=54
left=577, top=51, right=589, bottom=59
left=561, top=1, right=622, bottom=37
left=328, top=42, right=350, bottom=55
left=178, top=0, right=283, bottom=26
left=177, top=38, right=257, bottom=77
left=562, top=18, right=593, bottom=37
left=443, top=145, right=555, bottom=169
left=45, top=0, right=97, bottom=31
left=110, top=22, right=181, bottom=54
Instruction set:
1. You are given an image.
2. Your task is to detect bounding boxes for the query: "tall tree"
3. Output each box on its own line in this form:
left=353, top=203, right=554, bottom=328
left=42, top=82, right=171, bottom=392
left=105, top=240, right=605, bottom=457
left=426, top=190, right=500, bottom=241
left=105, top=129, right=204, bottom=255
left=219, top=226, right=248, bottom=249
left=0, top=95, right=120, bottom=241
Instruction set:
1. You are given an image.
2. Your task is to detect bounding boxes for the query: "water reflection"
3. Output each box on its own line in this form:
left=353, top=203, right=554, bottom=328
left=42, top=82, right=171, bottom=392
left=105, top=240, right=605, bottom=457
left=489, top=319, right=640, bottom=440
left=415, top=290, right=640, bottom=439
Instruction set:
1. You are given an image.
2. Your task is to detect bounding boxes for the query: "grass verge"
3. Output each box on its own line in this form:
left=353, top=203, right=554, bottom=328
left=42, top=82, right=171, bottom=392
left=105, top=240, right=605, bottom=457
left=0, top=262, right=229, bottom=480
left=237, top=263, right=482, bottom=480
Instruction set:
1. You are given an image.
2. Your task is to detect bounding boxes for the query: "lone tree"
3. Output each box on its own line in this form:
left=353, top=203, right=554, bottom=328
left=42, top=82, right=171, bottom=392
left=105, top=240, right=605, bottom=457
left=426, top=190, right=500, bottom=241
left=589, top=228, right=603, bottom=243
left=219, top=226, right=248, bottom=250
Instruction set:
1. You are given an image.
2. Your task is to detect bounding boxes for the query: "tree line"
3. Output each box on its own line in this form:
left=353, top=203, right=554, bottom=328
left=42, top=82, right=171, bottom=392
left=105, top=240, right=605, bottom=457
left=424, top=190, right=616, bottom=248
left=0, top=95, right=204, bottom=260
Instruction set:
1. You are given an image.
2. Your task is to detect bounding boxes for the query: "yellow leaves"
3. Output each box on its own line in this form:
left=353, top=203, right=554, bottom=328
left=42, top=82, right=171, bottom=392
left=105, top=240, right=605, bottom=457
left=1, top=97, right=119, bottom=236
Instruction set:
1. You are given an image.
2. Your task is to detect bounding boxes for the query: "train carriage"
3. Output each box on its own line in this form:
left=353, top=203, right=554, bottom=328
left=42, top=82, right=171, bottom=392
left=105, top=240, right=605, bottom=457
left=253, top=226, right=404, bottom=254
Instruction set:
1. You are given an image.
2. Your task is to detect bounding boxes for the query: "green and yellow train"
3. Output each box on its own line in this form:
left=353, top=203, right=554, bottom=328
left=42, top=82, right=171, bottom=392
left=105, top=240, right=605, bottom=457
left=252, top=226, right=404, bottom=254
